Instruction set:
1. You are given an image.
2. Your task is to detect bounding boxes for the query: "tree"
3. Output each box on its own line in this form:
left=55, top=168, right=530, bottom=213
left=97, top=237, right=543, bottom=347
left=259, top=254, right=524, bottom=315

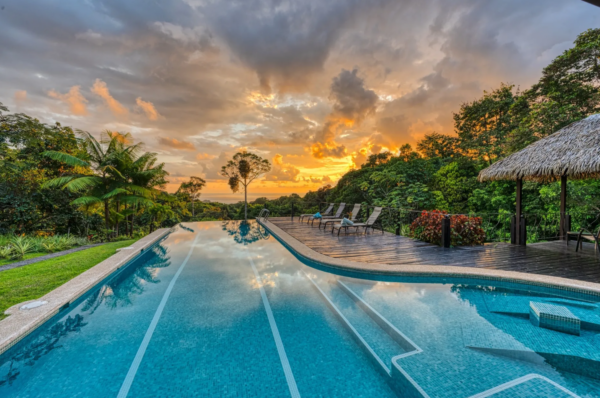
left=362, top=152, right=392, bottom=168
left=0, top=104, right=85, bottom=234
left=454, top=84, right=517, bottom=165
left=417, top=132, right=459, bottom=159
left=147, top=203, right=175, bottom=232
left=509, top=28, right=600, bottom=150
left=42, top=131, right=152, bottom=238
left=220, top=151, right=271, bottom=220
left=177, top=176, right=206, bottom=218
left=122, top=150, right=168, bottom=236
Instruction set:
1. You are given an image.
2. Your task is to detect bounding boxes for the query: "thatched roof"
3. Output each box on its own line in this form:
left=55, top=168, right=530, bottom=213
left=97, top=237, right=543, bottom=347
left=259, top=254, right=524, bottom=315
left=478, top=114, right=600, bottom=182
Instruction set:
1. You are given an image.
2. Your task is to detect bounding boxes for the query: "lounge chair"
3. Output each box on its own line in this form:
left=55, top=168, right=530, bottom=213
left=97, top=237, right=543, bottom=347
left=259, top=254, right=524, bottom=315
left=567, top=227, right=600, bottom=255
left=313, top=203, right=345, bottom=227
left=332, top=207, right=383, bottom=236
left=320, top=204, right=361, bottom=230
left=299, top=203, right=334, bottom=223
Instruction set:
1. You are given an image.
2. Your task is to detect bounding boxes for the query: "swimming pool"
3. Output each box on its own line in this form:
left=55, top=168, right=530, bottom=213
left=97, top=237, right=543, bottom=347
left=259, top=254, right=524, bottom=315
left=1, top=221, right=600, bottom=397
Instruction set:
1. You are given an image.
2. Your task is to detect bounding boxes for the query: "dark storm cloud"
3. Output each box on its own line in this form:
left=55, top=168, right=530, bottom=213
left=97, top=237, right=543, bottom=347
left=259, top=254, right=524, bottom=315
left=203, top=0, right=396, bottom=92
left=330, top=68, right=378, bottom=123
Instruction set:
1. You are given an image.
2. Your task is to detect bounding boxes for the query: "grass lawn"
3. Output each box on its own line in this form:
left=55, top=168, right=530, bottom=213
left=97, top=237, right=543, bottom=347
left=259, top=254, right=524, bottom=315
left=0, top=252, right=48, bottom=267
left=0, top=239, right=137, bottom=320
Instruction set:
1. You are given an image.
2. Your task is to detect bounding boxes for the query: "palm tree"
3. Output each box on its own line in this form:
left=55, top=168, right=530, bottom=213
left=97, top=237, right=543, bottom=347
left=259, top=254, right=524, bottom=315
left=123, top=151, right=169, bottom=236
left=42, top=131, right=133, bottom=236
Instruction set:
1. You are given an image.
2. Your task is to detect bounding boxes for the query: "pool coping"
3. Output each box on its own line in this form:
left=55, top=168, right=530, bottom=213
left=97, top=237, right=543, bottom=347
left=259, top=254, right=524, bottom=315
left=257, top=218, right=600, bottom=298
left=0, top=228, right=172, bottom=356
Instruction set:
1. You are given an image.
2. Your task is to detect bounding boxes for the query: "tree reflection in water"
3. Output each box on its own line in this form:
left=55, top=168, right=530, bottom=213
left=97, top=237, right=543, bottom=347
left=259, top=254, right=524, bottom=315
left=222, top=220, right=270, bottom=245
left=0, top=244, right=171, bottom=387
left=0, top=314, right=86, bottom=387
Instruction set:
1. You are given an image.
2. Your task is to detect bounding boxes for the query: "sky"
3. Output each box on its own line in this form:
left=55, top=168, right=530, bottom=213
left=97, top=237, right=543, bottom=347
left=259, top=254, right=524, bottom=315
left=1, top=0, right=599, bottom=202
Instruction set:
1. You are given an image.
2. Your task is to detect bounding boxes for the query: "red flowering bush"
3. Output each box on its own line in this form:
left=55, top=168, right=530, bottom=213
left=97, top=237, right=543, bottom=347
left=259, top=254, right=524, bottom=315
left=410, top=210, right=486, bottom=246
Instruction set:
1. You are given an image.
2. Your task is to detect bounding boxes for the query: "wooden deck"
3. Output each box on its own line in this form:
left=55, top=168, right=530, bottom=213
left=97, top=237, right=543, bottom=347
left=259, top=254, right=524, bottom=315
left=269, top=217, right=600, bottom=284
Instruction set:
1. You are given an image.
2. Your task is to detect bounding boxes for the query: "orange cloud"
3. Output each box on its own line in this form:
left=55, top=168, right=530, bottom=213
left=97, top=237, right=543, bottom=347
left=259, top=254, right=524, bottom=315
left=136, top=97, right=161, bottom=120
left=196, top=153, right=215, bottom=160
left=351, top=148, right=368, bottom=168
left=14, top=90, right=27, bottom=104
left=91, top=79, right=128, bottom=116
left=264, top=154, right=300, bottom=182
left=48, top=86, right=88, bottom=115
left=158, top=137, right=195, bottom=150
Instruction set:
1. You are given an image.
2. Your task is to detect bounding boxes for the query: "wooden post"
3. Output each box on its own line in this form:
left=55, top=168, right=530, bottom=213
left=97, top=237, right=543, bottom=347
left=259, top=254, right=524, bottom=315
left=515, top=178, right=523, bottom=245
left=510, top=216, right=516, bottom=244
left=519, top=214, right=527, bottom=245
left=441, top=215, right=451, bottom=248
left=291, top=203, right=295, bottom=222
left=560, top=175, right=567, bottom=240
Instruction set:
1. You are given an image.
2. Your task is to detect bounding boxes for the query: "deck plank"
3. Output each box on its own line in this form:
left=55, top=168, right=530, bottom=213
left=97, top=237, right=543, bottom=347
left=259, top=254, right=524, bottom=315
left=268, top=217, right=600, bottom=283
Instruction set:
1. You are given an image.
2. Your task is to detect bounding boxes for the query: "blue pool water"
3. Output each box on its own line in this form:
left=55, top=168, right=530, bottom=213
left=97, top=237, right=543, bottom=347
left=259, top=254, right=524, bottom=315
left=1, top=221, right=600, bottom=397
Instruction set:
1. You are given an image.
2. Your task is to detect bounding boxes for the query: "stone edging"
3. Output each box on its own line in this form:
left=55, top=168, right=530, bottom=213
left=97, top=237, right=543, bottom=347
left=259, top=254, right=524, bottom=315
left=0, top=243, right=106, bottom=272
left=257, top=218, right=600, bottom=298
left=0, top=228, right=172, bottom=356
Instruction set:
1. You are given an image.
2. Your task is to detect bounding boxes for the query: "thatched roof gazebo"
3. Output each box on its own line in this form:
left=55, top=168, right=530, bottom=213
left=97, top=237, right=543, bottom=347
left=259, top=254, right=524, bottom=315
left=478, top=114, right=600, bottom=244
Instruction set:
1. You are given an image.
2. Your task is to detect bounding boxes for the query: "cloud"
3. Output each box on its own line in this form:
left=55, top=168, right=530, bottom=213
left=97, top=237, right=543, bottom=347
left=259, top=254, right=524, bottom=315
left=264, top=154, right=301, bottom=182
left=136, top=97, right=161, bottom=120
left=351, top=148, right=368, bottom=168
left=91, top=79, right=128, bottom=116
left=47, top=86, right=88, bottom=115
left=0, top=0, right=595, bottom=197
left=330, top=68, right=378, bottom=124
left=158, top=137, right=196, bottom=150
left=207, top=0, right=397, bottom=92
left=196, top=153, right=215, bottom=160
left=310, top=141, right=347, bottom=159
left=310, top=68, right=377, bottom=159
left=303, top=175, right=333, bottom=184
left=14, top=90, right=27, bottom=104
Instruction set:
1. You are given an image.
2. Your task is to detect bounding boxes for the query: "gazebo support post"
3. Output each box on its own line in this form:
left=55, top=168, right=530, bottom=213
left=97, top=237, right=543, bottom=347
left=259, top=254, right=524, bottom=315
left=560, top=175, right=567, bottom=240
left=515, top=178, right=523, bottom=245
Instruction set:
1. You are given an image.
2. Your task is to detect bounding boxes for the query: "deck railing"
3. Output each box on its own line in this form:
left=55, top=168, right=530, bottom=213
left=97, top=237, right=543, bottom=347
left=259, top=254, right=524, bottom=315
left=261, top=201, right=600, bottom=246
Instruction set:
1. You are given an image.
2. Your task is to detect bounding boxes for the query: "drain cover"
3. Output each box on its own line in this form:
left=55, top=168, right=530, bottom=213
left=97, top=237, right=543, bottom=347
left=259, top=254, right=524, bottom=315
left=20, top=301, right=48, bottom=310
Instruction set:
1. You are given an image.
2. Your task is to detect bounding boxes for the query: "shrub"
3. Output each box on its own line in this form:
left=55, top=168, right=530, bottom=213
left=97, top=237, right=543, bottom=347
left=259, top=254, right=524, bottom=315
left=410, top=210, right=485, bottom=246
left=9, top=236, right=34, bottom=260
left=0, top=245, right=14, bottom=259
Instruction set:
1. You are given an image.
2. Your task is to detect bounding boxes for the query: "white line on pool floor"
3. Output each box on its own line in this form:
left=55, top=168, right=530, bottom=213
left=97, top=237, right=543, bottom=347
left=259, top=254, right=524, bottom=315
left=117, top=231, right=201, bottom=398
left=248, top=255, right=301, bottom=398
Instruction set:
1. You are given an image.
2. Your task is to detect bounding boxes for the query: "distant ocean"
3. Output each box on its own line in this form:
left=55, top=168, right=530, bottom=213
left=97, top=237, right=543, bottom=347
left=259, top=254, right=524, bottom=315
left=199, top=192, right=286, bottom=204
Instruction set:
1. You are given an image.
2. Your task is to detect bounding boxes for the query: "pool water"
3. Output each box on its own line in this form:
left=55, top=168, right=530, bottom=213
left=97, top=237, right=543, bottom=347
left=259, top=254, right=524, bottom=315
left=1, top=221, right=600, bottom=397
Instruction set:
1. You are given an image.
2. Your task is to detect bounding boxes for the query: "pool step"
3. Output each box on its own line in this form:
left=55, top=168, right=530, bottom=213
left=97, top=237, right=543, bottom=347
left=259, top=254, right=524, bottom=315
left=305, top=274, right=405, bottom=375
left=304, top=273, right=429, bottom=397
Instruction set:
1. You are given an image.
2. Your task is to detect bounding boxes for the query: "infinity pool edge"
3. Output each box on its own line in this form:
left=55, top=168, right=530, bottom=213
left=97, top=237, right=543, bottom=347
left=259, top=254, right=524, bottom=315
left=0, top=228, right=172, bottom=356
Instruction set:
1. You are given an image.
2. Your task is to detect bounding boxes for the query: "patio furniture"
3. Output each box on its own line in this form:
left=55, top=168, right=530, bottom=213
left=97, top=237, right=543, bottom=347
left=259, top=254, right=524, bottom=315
left=299, top=203, right=334, bottom=223
left=313, top=203, right=346, bottom=227
left=332, top=207, right=383, bottom=236
left=567, top=227, right=600, bottom=255
left=320, top=204, right=361, bottom=231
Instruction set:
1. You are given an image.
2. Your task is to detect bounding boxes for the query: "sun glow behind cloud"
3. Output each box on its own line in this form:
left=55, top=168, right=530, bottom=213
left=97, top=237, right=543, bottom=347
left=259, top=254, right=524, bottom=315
left=2, top=0, right=598, bottom=201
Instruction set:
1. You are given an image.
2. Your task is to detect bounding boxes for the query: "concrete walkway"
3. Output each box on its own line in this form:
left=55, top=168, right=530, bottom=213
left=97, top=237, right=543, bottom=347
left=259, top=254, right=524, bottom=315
left=0, top=243, right=105, bottom=272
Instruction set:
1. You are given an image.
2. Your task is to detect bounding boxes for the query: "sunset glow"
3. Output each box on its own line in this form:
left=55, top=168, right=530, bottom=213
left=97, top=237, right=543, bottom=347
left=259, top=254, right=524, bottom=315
left=1, top=0, right=597, bottom=201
